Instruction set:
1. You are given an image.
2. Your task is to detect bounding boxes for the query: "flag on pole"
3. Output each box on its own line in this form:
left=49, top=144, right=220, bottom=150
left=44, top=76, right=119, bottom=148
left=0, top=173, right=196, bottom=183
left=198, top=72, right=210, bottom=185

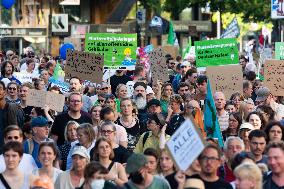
left=182, top=37, right=192, bottom=59
left=204, top=79, right=224, bottom=147
left=167, top=21, right=179, bottom=46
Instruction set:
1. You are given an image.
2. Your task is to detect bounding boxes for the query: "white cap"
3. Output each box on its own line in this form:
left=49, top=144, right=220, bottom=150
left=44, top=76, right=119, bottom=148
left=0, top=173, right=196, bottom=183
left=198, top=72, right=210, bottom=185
left=240, top=122, right=254, bottom=130
left=71, top=146, right=90, bottom=160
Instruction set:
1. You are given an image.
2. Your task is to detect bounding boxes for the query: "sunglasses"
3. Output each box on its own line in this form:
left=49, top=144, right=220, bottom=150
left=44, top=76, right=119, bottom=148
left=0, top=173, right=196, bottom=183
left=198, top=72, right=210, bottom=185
left=101, top=130, right=114, bottom=134
left=7, top=136, right=20, bottom=140
left=98, top=99, right=105, bottom=102
left=8, top=87, right=17, bottom=91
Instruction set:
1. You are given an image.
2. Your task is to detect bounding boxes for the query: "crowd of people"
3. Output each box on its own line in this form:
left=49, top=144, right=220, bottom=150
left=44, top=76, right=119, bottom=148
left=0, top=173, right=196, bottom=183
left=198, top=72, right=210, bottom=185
left=0, top=46, right=284, bottom=189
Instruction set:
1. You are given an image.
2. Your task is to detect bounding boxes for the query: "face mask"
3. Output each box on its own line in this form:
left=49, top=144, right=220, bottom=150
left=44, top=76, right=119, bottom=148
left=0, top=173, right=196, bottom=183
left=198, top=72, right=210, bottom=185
left=130, top=171, right=144, bottom=184
left=90, top=179, right=105, bottom=189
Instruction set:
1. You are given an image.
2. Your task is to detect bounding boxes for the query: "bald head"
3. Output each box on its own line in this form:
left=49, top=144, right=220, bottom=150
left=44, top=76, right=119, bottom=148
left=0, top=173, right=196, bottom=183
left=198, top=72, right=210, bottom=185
left=214, top=92, right=226, bottom=110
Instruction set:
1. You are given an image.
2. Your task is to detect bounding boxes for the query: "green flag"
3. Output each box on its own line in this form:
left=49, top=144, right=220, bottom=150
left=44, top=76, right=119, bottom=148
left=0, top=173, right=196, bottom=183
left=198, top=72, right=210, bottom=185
left=182, top=37, right=192, bottom=59
left=167, top=21, right=175, bottom=45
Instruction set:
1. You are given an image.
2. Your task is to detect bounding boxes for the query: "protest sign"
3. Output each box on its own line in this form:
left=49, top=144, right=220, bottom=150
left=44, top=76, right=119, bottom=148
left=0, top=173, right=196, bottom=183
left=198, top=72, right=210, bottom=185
left=275, top=42, right=284, bottom=60
left=221, top=18, right=240, bottom=39
left=195, top=38, right=238, bottom=67
left=162, top=45, right=179, bottom=59
left=65, top=49, right=104, bottom=83
left=13, top=72, right=37, bottom=83
left=85, top=33, right=137, bottom=70
left=149, top=48, right=168, bottom=84
left=206, top=65, right=243, bottom=99
left=264, top=60, right=284, bottom=96
left=26, top=89, right=65, bottom=112
left=166, top=119, right=205, bottom=171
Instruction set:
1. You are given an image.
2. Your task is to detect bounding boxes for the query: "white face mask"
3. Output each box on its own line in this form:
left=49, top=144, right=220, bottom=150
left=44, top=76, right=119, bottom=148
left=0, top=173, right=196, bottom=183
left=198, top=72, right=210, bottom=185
left=90, top=179, right=105, bottom=189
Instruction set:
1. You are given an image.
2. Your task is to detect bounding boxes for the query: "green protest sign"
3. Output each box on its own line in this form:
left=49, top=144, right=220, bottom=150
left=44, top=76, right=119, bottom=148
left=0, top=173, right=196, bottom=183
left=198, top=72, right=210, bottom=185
left=275, top=42, right=284, bottom=60
left=85, top=33, right=137, bottom=69
left=195, top=38, right=238, bottom=67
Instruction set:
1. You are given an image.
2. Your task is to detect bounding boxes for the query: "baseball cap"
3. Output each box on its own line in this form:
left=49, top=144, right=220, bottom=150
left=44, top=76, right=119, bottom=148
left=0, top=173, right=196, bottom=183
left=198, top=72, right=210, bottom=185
left=181, top=60, right=191, bottom=67
left=256, top=87, right=270, bottom=102
left=146, top=86, right=154, bottom=95
left=31, top=116, right=49, bottom=128
left=126, top=153, right=148, bottom=174
left=147, top=99, right=161, bottom=108
left=240, top=122, right=254, bottom=130
left=71, top=146, right=90, bottom=160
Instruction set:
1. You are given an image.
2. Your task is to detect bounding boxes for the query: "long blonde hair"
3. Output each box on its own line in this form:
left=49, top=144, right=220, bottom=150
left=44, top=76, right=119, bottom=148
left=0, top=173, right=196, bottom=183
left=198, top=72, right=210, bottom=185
left=234, top=162, right=262, bottom=189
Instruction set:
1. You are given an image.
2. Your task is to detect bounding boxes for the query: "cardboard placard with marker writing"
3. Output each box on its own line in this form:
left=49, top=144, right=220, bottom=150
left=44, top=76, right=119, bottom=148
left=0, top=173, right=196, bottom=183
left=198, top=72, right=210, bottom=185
left=149, top=48, right=169, bottom=84
left=264, top=60, right=284, bottom=96
left=65, top=49, right=104, bottom=83
left=206, top=64, right=243, bottom=99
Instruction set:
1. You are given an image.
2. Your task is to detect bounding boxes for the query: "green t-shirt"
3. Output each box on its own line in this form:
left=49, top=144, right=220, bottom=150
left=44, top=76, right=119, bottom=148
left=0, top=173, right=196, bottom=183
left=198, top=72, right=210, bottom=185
left=124, top=176, right=171, bottom=189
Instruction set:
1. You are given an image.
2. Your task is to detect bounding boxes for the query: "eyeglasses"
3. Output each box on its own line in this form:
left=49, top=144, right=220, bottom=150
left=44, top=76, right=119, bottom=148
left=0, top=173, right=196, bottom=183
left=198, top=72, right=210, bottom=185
left=7, top=136, right=20, bottom=140
left=70, top=100, right=81, bottom=103
left=101, top=87, right=109, bottom=90
left=98, top=99, right=105, bottom=103
left=8, top=87, right=17, bottom=91
left=200, top=156, right=220, bottom=162
left=101, top=130, right=114, bottom=134
left=181, top=66, right=187, bottom=68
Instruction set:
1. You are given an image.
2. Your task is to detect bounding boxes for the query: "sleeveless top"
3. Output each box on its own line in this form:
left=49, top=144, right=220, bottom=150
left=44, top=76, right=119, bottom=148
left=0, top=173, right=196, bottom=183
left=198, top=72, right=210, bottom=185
left=0, top=173, right=30, bottom=189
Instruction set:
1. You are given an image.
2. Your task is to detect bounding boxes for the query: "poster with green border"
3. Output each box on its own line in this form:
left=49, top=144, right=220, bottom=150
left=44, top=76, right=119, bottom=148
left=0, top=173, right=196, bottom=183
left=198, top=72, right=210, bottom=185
left=85, top=33, right=137, bottom=70
left=275, top=42, right=284, bottom=60
left=195, top=38, right=238, bottom=67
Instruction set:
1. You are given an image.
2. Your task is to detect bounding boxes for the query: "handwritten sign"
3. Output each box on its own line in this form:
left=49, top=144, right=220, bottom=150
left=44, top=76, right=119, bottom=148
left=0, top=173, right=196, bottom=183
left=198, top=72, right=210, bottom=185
left=275, top=42, right=284, bottom=60
left=149, top=48, right=168, bottom=84
left=65, top=49, right=104, bottom=83
left=166, top=119, right=205, bottom=171
left=162, top=45, right=179, bottom=59
left=13, top=72, right=37, bottom=83
left=26, top=89, right=65, bottom=112
left=264, top=60, right=284, bottom=96
left=206, top=65, right=243, bottom=99
left=85, top=33, right=137, bottom=70
left=195, top=38, right=238, bottom=67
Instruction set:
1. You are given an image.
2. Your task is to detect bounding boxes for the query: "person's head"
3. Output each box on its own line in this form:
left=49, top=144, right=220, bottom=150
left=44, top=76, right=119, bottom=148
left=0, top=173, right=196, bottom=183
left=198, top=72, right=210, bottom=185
left=239, top=123, right=254, bottom=142
left=83, top=161, right=109, bottom=189
left=246, top=111, right=264, bottom=130
left=225, top=101, right=237, bottom=113
left=264, top=121, right=284, bottom=143
left=134, top=66, right=146, bottom=78
left=147, top=113, right=166, bottom=133
left=71, top=145, right=90, bottom=172
left=255, top=87, right=273, bottom=105
left=77, top=123, right=96, bottom=147
left=92, top=137, right=114, bottom=161
left=239, top=55, right=248, bottom=69
left=231, top=151, right=255, bottom=171
left=26, top=58, right=35, bottom=71
left=239, top=99, right=255, bottom=120
left=7, top=81, right=19, bottom=98
left=64, top=121, right=80, bottom=142
left=30, top=107, right=46, bottom=118
left=100, top=106, right=115, bottom=121
left=169, top=94, right=183, bottom=111
left=34, top=78, right=45, bottom=90
left=224, top=136, right=245, bottom=161
left=11, top=55, right=19, bottom=68
left=90, top=105, right=102, bottom=121
left=2, top=141, right=23, bottom=170
left=1, top=60, right=14, bottom=76
left=228, top=112, right=242, bottom=132
left=249, top=130, right=267, bottom=158
left=69, top=76, right=82, bottom=92
left=19, top=82, right=33, bottom=101
left=230, top=92, right=243, bottom=109
left=133, top=82, right=147, bottom=110
left=126, top=153, right=149, bottom=184
left=184, top=67, right=198, bottom=84
left=266, top=141, right=284, bottom=175
left=97, top=93, right=106, bottom=105
left=115, top=84, right=128, bottom=99
left=104, top=94, right=116, bottom=110
left=147, top=99, right=162, bottom=114
left=68, top=92, right=83, bottom=113
left=213, top=91, right=226, bottom=111
left=40, top=69, right=50, bottom=82
left=184, top=100, right=200, bottom=117
left=31, top=116, right=50, bottom=140
left=196, top=75, right=207, bottom=94
left=159, top=149, right=175, bottom=174
left=178, top=82, right=190, bottom=97
left=167, top=57, right=175, bottom=69
left=234, top=162, right=262, bottom=189
left=4, top=125, right=24, bottom=144
left=0, top=81, right=6, bottom=101
left=38, top=142, right=58, bottom=167
left=198, top=144, right=222, bottom=176
left=100, top=121, right=116, bottom=142
left=161, top=83, right=173, bottom=99
left=120, top=98, right=134, bottom=116
left=243, top=80, right=253, bottom=98
left=180, top=61, right=190, bottom=75
left=100, top=82, right=111, bottom=94
left=143, top=148, right=159, bottom=175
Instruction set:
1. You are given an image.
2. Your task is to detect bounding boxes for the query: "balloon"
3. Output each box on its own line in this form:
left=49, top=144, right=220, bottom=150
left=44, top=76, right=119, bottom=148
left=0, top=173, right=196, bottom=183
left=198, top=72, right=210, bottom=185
left=59, top=43, right=74, bottom=60
left=2, top=0, right=15, bottom=9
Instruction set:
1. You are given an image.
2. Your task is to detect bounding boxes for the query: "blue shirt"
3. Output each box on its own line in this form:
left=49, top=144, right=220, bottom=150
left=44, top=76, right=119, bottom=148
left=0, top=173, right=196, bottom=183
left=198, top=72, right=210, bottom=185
left=0, top=76, right=21, bottom=85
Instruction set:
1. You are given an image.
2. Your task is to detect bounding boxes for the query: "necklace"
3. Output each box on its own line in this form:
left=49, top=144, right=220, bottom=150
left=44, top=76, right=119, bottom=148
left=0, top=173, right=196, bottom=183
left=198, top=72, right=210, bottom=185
left=120, top=117, right=135, bottom=128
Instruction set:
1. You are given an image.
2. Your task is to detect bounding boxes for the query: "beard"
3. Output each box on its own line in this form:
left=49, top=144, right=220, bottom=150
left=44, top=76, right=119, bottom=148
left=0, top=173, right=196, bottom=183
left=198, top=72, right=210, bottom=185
left=133, top=94, right=147, bottom=110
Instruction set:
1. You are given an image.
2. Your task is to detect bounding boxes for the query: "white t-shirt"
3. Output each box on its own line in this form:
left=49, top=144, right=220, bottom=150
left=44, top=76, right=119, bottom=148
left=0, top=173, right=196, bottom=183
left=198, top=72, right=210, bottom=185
left=0, top=153, right=38, bottom=174
left=32, top=167, right=63, bottom=183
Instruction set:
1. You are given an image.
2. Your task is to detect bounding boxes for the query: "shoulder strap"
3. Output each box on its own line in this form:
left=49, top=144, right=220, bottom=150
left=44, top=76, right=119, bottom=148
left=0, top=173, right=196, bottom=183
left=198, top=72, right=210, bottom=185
left=0, top=174, right=12, bottom=189
left=107, top=161, right=115, bottom=171
left=27, top=139, right=34, bottom=155
left=142, top=131, right=150, bottom=147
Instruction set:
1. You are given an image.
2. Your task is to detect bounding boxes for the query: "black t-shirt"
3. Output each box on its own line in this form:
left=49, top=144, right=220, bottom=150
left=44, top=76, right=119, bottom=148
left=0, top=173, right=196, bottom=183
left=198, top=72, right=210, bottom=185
left=51, top=112, right=92, bottom=146
left=165, top=172, right=178, bottom=189
left=110, top=74, right=132, bottom=96
left=191, top=174, right=233, bottom=189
